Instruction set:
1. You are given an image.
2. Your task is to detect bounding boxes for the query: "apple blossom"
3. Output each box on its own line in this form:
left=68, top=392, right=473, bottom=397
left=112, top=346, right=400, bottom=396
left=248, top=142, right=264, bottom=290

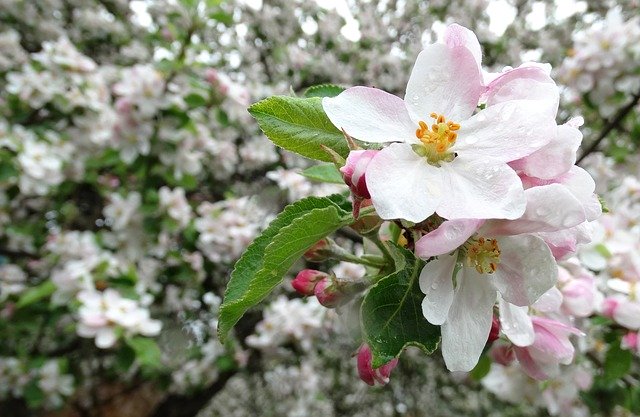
left=323, top=24, right=557, bottom=223
left=356, top=344, right=399, bottom=386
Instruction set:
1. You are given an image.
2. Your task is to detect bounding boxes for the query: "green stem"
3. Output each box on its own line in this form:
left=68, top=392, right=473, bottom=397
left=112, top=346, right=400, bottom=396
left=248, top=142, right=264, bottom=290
left=331, top=247, right=386, bottom=268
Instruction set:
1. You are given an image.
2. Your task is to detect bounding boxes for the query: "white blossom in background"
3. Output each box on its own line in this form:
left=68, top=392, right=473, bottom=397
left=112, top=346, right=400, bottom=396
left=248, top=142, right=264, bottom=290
left=194, top=197, right=268, bottom=263
left=159, top=186, right=193, bottom=228
left=247, top=296, right=327, bottom=352
left=36, top=361, right=74, bottom=409
left=0, top=264, right=27, bottom=301
left=559, top=8, right=640, bottom=117
left=76, top=289, right=161, bottom=349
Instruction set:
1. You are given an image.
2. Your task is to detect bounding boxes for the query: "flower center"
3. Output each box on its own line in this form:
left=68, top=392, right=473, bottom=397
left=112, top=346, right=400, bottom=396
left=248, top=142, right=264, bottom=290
left=412, top=113, right=460, bottom=165
left=464, top=237, right=500, bottom=274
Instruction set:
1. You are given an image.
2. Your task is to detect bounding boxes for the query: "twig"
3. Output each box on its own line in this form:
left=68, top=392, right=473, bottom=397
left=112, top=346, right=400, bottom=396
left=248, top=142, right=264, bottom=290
left=577, top=88, right=640, bottom=164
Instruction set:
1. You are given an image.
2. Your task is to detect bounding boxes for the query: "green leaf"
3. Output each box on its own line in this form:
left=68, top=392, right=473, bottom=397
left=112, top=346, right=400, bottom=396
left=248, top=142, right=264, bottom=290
left=126, top=337, right=163, bottom=369
left=23, top=380, right=45, bottom=408
left=0, top=161, right=18, bottom=182
left=303, top=84, right=345, bottom=98
left=184, top=93, right=208, bottom=107
left=248, top=96, right=349, bottom=162
left=361, top=246, right=440, bottom=367
left=300, top=163, right=345, bottom=184
left=218, top=195, right=352, bottom=341
left=469, top=353, right=492, bottom=380
left=16, top=281, right=56, bottom=309
left=604, top=342, right=633, bottom=381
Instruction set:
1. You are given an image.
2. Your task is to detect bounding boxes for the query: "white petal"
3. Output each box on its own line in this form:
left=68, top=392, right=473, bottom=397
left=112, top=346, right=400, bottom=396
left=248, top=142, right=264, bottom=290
left=436, top=156, right=526, bottom=220
left=415, top=219, right=483, bottom=258
left=453, top=100, right=555, bottom=162
left=532, top=286, right=563, bottom=312
left=484, top=66, right=559, bottom=116
left=419, top=254, right=457, bottom=325
left=322, top=86, right=416, bottom=143
left=405, top=43, right=483, bottom=122
left=481, top=184, right=586, bottom=236
left=498, top=296, right=534, bottom=347
left=95, top=328, right=117, bottom=349
left=511, top=124, right=581, bottom=180
left=491, top=235, right=557, bottom=306
left=442, top=268, right=496, bottom=372
left=443, top=24, right=482, bottom=69
left=366, top=143, right=443, bottom=222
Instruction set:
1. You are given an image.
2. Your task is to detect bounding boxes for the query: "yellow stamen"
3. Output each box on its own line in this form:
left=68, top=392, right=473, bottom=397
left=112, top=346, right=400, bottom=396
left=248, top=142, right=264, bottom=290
left=465, top=237, right=501, bottom=274
left=414, top=113, right=460, bottom=165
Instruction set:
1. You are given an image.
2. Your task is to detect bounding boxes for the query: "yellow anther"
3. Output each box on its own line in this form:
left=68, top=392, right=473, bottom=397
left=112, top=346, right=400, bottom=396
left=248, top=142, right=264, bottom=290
left=414, top=113, right=460, bottom=165
left=465, top=237, right=501, bottom=274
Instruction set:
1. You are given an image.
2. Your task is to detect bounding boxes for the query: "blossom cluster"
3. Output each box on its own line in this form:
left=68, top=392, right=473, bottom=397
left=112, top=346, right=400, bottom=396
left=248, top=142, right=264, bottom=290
left=319, top=23, right=599, bottom=373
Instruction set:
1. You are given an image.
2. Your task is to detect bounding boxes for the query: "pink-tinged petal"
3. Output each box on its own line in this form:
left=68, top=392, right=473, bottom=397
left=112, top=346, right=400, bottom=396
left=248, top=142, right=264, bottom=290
left=538, top=223, right=592, bottom=260
left=436, top=156, right=526, bottom=220
left=444, top=24, right=482, bottom=69
left=514, top=346, right=550, bottom=380
left=482, top=184, right=586, bottom=236
left=419, top=254, right=457, bottom=325
left=491, top=235, right=557, bottom=306
left=405, top=43, right=483, bottom=122
left=366, top=143, right=443, bottom=222
left=441, top=268, right=496, bottom=372
left=484, top=66, right=559, bottom=116
left=415, top=219, right=483, bottom=258
left=531, top=318, right=581, bottom=363
left=498, top=296, right=534, bottom=347
left=322, top=86, right=416, bottom=143
left=453, top=100, right=555, bottom=162
left=557, top=166, right=601, bottom=221
left=532, top=286, right=563, bottom=312
left=510, top=123, right=582, bottom=179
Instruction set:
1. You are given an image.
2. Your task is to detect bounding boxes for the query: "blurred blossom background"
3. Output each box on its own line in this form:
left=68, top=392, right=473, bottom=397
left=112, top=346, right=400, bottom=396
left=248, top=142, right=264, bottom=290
left=0, top=0, right=640, bottom=416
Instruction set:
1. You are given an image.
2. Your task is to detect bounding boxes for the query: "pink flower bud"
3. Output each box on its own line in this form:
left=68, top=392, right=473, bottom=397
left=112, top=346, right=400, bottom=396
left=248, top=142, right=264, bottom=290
left=356, top=344, right=398, bottom=386
left=292, top=269, right=327, bottom=296
left=314, top=277, right=341, bottom=308
left=622, top=332, right=639, bottom=352
left=303, top=238, right=331, bottom=262
left=340, top=150, right=378, bottom=199
left=490, top=345, right=515, bottom=366
left=488, top=315, right=500, bottom=344
left=601, top=297, right=619, bottom=318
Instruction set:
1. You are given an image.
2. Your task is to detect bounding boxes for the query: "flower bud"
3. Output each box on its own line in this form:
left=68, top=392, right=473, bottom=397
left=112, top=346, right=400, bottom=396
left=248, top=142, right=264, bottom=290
left=357, top=344, right=399, bottom=386
left=622, top=331, right=639, bottom=351
left=292, top=269, right=327, bottom=296
left=340, top=150, right=377, bottom=199
left=601, top=297, right=619, bottom=318
left=303, top=238, right=332, bottom=262
left=490, top=344, right=515, bottom=366
left=488, top=315, right=500, bottom=344
left=314, top=277, right=342, bottom=308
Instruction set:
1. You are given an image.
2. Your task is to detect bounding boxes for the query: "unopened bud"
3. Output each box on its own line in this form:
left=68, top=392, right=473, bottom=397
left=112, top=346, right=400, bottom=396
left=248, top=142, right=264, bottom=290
left=357, top=344, right=398, bottom=386
left=490, top=345, right=515, bottom=366
left=622, top=332, right=639, bottom=351
left=341, top=150, right=377, bottom=199
left=488, top=315, right=500, bottom=344
left=601, top=297, right=619, bottom=318
left=303, top=238, right=332, bottom=262
left=292, top=269, right=327, bottom=296
left=314, top=277, right=342, bottom=308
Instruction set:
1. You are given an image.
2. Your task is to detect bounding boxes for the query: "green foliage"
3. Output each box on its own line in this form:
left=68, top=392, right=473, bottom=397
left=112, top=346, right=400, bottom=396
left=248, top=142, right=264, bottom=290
left=470, top=354, right=492, bottom=381
left=248, top=96, right=350, bottom=162
left=301, top=163, right=345, bottom=184
left=125, top=337, right=163, bottom=370
left=604, top=341, right=633, bottom=382
left=360, top=245, right=440, bottom=368
left=15, top=281, right=56, bottom=309
left=218, top=195, right=352, bottom=341
left=303, top=84, right=345, bottom=98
